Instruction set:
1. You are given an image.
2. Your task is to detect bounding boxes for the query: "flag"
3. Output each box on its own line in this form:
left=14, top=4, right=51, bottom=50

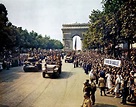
left=74, top=37, right=77, bottom=50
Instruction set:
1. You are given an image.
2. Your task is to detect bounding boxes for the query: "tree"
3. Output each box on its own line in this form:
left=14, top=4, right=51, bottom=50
left=102, top=0, right=126, bottom=14
left=83, top=10, right=104, bottom=51
left=119, top=0, right=136, bottom=58
left=84, top=0, right=135, bottom=58
left=0, top=4, right=16, bottom=53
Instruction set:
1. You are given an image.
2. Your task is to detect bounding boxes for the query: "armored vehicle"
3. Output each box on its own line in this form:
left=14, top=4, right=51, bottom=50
left=23, top=57, right=41, bottom=72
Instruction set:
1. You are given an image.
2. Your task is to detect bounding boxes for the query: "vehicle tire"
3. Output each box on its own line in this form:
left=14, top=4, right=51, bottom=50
left=59, top=67, right=61, bottom=74
left=23, top=67, right=27, bottom=72
left=48, top=74, right=53, bottom=77
left=54, top=72, right=59, bottom=78
left=56, top=72, right=60, bottom=77
left=42, top=72, right=46, bottom=78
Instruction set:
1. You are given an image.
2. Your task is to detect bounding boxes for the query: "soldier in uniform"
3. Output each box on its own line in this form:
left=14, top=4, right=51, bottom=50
left=98, top=75, right=106, bottom=96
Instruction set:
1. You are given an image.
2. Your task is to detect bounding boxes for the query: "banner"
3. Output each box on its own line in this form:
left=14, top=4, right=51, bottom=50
left=104, top=59, right=121, bottom=67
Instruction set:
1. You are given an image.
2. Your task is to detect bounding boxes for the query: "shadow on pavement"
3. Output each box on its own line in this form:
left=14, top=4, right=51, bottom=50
left=0, top=73, right=20, bottom=83
left=58, top=71, right=74, bottom=79
left=94, top=103, right=117, bottom=107
left=0, top=67, right=23, bottom=83
left=94, top=103, right=136, bottom=107
left=125, top=103, right=136, bottom=106
left=0, top=104, right=9, bottom=107
left=43, top=71, right=74, bottom=79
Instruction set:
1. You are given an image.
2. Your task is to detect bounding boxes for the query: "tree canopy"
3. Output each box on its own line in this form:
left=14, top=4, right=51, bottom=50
left=83, top=0, right=136, bottom=58
left=0, top=4, right=16, bottom=52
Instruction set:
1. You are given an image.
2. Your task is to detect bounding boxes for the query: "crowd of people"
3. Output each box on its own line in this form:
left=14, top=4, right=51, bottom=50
left=72, top=50, right=136, bottom=106
left=0, top=48, right=136, bottom=106
left=0, top=49, right=64, bottom=71
left=0, top=52, right=22, bottom=70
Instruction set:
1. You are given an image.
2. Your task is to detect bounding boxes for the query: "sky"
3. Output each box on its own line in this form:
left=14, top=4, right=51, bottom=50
left=1, top=0, right=102, bottom=49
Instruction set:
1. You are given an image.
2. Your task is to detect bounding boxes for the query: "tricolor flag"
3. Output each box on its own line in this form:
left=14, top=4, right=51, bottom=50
left=74, top=37, right=77, bottom=50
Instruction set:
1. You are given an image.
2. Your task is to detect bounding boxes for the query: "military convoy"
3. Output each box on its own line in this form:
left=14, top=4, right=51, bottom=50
left=23, top=51, right=62, bottom=78
left=22, top=50, right=77, bottom=78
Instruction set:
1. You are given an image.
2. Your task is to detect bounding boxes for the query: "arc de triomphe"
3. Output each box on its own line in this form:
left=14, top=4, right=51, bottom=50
left=61, top=23, right=89, bottom=51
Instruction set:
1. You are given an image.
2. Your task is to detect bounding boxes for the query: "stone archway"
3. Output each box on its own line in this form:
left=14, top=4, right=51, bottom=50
left=61, top=23, right=89, bottom=51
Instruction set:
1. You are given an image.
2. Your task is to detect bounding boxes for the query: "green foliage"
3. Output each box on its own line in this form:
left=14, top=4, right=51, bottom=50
left=119, top=0, right=136, bottom=42
left=0, top=3, right=16, bottom=52
left=84, top=0, right=136, bottom=58
left=83, top=10, right=105, bottom=49
left=102, top=0, right=126, bottom=13
left=17, top=28, right=63, bottom=50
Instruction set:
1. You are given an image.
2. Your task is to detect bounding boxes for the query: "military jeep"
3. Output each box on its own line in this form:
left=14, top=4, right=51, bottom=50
left=42, top=56, right=62, bottom=78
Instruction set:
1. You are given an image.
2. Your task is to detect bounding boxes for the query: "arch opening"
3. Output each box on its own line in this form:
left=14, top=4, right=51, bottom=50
left=73, top=36, right=81, bottom=50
